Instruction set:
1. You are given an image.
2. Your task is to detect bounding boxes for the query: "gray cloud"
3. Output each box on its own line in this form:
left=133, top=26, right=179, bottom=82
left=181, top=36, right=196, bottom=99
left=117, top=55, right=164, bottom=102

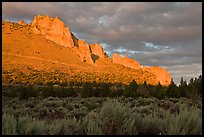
left=2, top=2, right=202, bottom=84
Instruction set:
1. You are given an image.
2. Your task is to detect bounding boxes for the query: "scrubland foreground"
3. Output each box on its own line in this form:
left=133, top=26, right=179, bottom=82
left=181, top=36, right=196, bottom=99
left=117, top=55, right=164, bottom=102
left=2, top=96, right=202, bottom=135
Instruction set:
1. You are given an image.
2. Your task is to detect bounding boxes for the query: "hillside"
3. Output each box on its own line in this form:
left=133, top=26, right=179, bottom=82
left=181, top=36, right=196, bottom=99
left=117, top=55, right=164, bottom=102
left=2, top=15, right=171, bottom=86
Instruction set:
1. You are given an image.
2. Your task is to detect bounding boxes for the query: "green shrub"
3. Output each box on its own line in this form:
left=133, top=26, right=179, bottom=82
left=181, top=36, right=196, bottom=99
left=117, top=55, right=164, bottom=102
left=122, top=112, right=141, bottom=135
left=137, top=114, right=161, bottom=135
left=16, top=115, right=35, bottom=135
left=99, top=99, right=132, bottom=135
left=47, top=117, right=83, bottom=135
left=2, top=113, right=17, bottom=135
left=83, top=102, right=97, bottom=111
left=31, top=119, right=46, bottom=135
left=162, top=106, right=202, bottom=135
left=82, top=112, right=104, bottom=135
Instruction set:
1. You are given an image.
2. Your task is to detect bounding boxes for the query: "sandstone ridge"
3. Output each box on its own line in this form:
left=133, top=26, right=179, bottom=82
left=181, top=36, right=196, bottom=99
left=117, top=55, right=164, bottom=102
left=31, top=15, right=107, bottom=64
left=2, top=15, right=172, bottom=86
left=112, top=53, right=140, bottom=70
left=31, top=15, right=75, bottom=48
left=142, top=66, right=171, bottom=86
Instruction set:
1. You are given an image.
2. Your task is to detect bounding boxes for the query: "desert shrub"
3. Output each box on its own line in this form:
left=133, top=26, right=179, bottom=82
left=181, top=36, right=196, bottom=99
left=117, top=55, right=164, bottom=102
left=137, top=97, right=151, bottom=106
left=122, top=112, right=141, bottom=135
left=2, top=97, right=202, bottom=135
left=98, top=99, right=132, bottom=135
left=137, top=114, right=161, bottom=135
left=136, top=105, right=152, bottom=115
left=83, top=102, right=97, bottom=111
left=16, top=115, right=35, bottom=135
left=2, top=113, right=17, bottom=135
left=169, top=98, right=179, bottom=103
left=82, top=112, right=104, bottom=135
left=161, top=106, right=202, bottom=135
left=46, top=120, right=62, bottom=135
left=46, top=117, right=83, bottom=135
left=30, top=119, right=46, bottom=135
left=3, top=113, right=46, bottom=135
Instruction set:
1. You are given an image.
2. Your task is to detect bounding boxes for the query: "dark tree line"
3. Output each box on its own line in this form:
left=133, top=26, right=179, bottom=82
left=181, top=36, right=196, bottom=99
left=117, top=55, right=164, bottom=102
left=122, top=75, right=202, bottom=99
left=3, top=75, right=202, bottom=100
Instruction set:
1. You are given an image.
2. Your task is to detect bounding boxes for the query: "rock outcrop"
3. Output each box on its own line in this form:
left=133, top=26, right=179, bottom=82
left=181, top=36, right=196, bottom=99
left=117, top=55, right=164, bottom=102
left=89, top=43, right=106, bottom=58
left=112, top=53, right=171, bottom=86
left=18, top=20, right=27, bottom=25
left=17, top=14, right=172, bottom=86
left=76, top=41, right=108, bottom=64
left=112, top=53, right=140, bottom=69
left=143, top=66, right=171, bottom=86
left=77, top=40, right=93, bottom=64
left=30, top=15, right=108, bottom=64
left=31, top=15, right=74, bottom=48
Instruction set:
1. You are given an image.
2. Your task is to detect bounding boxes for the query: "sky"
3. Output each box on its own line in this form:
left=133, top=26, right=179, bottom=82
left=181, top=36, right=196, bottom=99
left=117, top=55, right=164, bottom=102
left=2, top=2, right=202, bottom=85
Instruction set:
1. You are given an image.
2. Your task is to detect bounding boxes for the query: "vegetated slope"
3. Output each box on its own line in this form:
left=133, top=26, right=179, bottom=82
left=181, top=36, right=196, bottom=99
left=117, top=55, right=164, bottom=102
left=2, top=16, right=171, bottom=86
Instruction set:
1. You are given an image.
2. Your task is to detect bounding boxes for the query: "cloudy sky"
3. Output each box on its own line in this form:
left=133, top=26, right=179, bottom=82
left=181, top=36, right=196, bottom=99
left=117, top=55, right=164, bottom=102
left=2, top=2, right=202, bottom=84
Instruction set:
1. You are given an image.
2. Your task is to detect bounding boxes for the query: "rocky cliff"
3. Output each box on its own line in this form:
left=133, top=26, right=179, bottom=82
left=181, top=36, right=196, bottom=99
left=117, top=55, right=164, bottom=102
left=112, top=53, right=140, bottom=69
left=18, top=20, right=27, bottom=25
left=3, top=15, right=172, bottom=86
left=31, top=15, right=75, bottom=48
left=89, top=43, right=107, bottom=58
left=31, top=15, right=107, bottom=64
left=112, top=53, right=171, bottom=86
left=77, top=40, right=94, bottom=64
left=142, top=66, right=171, bottom=86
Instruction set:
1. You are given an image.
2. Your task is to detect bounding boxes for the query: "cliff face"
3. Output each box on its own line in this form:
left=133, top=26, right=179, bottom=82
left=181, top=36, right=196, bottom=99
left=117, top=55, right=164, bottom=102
left=4, top=14, right=172, bottom=86
left=112, top=53, right=171, bottom=86
left=18, top=20, right=27, bottom=25
left=112, top=53, right=140, bottom=70
left=142, top=66, right=171, bottom=86
left=77, top=40, right=94, bottom=65
left=31, top=15, right=75, bottom=48
left=31, top=15, right=107, bottom=64
left=89, top=43, right=106, bottom=58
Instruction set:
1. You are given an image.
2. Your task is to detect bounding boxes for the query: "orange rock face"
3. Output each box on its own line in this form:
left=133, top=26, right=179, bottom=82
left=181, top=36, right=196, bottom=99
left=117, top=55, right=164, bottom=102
left=112, top=53, right=171, bottom=86
left=18, top=20, right=27, bottom=25
left=112, top=53, right=140, bottom=69
left=77, top=40, right=93, bottom=65
left=74, top=41, right=108, bottom=64
left=89, top=43, right=106, bottom=58
left=4, top=14, right=172, bottom=86
left=143, top=66, right=171, bottom=86
left=30, top=15, right=108, bottom=64
left=31, top=15, right=74, bottom=48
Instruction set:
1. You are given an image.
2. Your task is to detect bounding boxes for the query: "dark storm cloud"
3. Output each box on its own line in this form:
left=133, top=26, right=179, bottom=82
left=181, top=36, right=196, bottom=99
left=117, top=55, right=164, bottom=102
left=2, top=2, right=202, bottom=84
